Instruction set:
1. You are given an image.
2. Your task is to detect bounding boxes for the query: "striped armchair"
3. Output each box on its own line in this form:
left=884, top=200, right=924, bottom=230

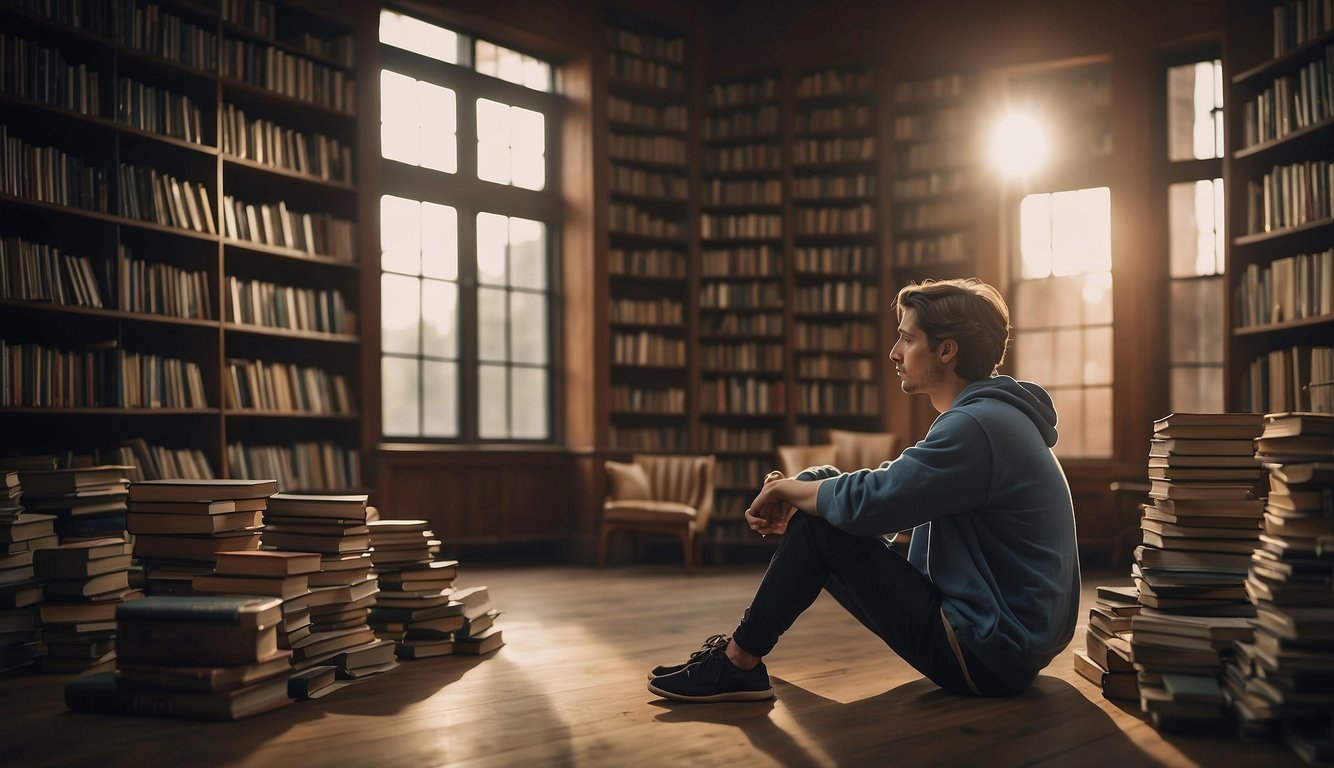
left=600, top=454, right=716, bottom=572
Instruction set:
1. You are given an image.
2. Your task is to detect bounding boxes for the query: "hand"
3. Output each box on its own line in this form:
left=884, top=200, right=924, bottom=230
left=745, top=471, right=796, bottom=537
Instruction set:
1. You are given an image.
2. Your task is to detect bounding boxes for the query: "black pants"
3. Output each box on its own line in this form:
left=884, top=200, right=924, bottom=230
left=731, top=511, right=1014, bottom=697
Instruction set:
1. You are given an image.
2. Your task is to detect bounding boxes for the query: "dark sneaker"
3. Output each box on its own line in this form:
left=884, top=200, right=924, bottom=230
left=647, top=634, right=729, bottom=680
left=647, top=645, right=774, bottom=702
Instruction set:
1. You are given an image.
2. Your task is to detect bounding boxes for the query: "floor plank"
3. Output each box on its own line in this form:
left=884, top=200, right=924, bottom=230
left=0, top=564, right=1304, bottom=767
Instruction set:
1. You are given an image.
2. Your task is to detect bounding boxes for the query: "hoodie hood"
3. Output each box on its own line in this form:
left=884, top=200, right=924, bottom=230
left=953, top=376, right=1059, bottom=448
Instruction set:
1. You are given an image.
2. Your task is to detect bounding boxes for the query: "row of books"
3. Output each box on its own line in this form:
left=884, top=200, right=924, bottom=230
left=607, top=202, right=685, bottom=240
left=699, top=281, right=782, bottom=310
left=700, top=245, right=782, bottom=277
left=794, top=68, right=873, bottom=100
left=607, top=53, right=685, bottom=91
left=117, top=2, right=219, bottom=72
left=701, top=178, right=783, bottom=207
left=699, top=212, right=782, bottom=240
left=890, top=169, right=972, bottom=202
left=793, top=137, right=876, bottom=165
left=226, top=276, right=354, bottom=335
left=891, top=107, right=970, bottom=143
left=894, top=231, right=973, bottom=267
left=794, top=204, right=876, bottom=236
left=119, top=164, right=216, bottom=235
left=700, top=311, right=783, bottom=337
left=714, top=457, right=770, bottom=489
left=1243, top=345, right=1334, bottom=415
left=795, top=381, right=878, bottom=415
left=220, top=105, right=354, bottom=184
left=792, top=320, right=877, bottom=352
left=699, top=424, right=776, bottom=453
left=793, top=173, right=877, bottom=201
left=1244, top=158, right=1333, bottom=235
left=221, top=3, right=355, bottom=68
left=608, top=385, right=685, bottom=415
left=605, top=26, right=685, bottom=65
left=796, top=354, right=876, bottom=381
left=607, top=425, right=686, bottom=452
left=608, top=134, right=687, bottom=166
left=698, top=342, right=783, bottom=372
left=0, top=235, right=104, bottom=308
left=699, top=376, right=784, bottom=416
left=0, top=340, right=208, bottom=409
left=1273, top=0, right=1334, bottom=57
left=794, top=245, right=878, bottom=275
left=796, top=103, right=872, bottom=134
left=0, top=32, right=103, bottom=116
left=608, top=248, right=686, bottom=279
left=792, top=281, right=878, bottom=314
left=225, top=441, right=361, bottom=495
left=609, top=165, right=687, bottom=201
left=702, top=106, right=780, bottom=141
left=1235, top=249, right=1333, bottom=329
left=705, top=79, right=777, bottom=109
left=221, top=38, right=356, bottom=113
left=116, top=246, right=213, bottom=320
left=1239, top=45, right=1334, bottom=148
left=609, top=298, right=684, bottom=326
left=606, top=96, right=688, bottom=132
left=219, top=195, right=356, bottom=261
left=894, top=141, right=971, bottom=173
left=701, top=144, right=782, bottom=174
left=892, top=73, right=966, bottom=104
left=896, top=199, right=976, bottom=232
left=224, top=358, right=353, bottom=415
left=610, top=332, right=687, bottom=367
left=0, top=124, right=111, bottom=212
left=117, top=76, right=205, bottom=144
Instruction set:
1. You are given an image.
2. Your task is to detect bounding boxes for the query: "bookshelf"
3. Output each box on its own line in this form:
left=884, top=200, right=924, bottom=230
left=1224, top=0, right=1334, bottom=415
left=698, top=71, right=785, bottom=542
left=791, top=64, right=882, bottom=443
left=0, top=0, right=363, bottom=491
left=603, top=17, right=694, bottom=453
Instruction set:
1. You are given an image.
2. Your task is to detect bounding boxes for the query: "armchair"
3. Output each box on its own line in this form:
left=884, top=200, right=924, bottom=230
left=600, top=454, right=716, bottom=572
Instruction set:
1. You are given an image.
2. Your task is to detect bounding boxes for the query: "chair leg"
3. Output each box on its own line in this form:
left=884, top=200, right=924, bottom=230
left=682, top=530, right=695, bottom=573
left=598, top=525, right=612, bottom=569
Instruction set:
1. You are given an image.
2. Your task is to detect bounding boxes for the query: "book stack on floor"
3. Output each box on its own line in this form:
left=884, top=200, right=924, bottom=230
left=449, top=584, right=503, bottom=656
left=32, top=535, right=140, bottom=673
left=0, top=471, right=53, bottom=672
left=366, top=517, right=461, bottom=659
left=127, top=479, right=276, bottom=595
left=1223, top=412, right=1334, bottom=763
left=1073, top=584, right=1140, bottom=702
left=1132, top=412, right=1267, bottom=732
left=261, top=494, right=382, bottom=681
left=65, top=595, right=293, bottom=720
left=17, top=464, right=132, bottom=542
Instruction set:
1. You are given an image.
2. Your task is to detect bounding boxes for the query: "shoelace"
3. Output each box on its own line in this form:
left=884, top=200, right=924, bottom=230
left=679, top=634, right=728, bottom=666
left=685, top=644, right=729, bottom=681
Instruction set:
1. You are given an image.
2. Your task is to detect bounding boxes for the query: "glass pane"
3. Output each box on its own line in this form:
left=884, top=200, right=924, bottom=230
left=381, top=274, right=420, bottom=355
left=1166, top=63, right=1196, bottom=162
left=511, top=367, right=548, bottom=438
left=1084, top=387, right=1113, bottom=458
left=1019, top=193, right=1052, bottom=279
left=512, top=150, right=545, bottom=191
left=475, top=39, right=498, bottom=78
left=1168, top=182, right=1200, bottom=278
left=1171, top=366, right=1224, bottom=413
left=1193, top=61, right=1217, bottom=159
left=498, top=47, right=524, bottom=85
left=1169, top=276, right=1224, bottom=364
left=477, top=212, right=509, bottom=285
left=509, top=218, right=545, bottom=290
left=1014, top=329, right=1054, bottom=385
left=1212, top=178, right=1225, bottom=273
left=476, top=99, right=511, bottom=184
left=380, top=195, right=420, bottom=274
left=381, top=356, right=420, bottom=436
left=478, top=286, right=508, bottom=362
left=422, top=359, right=458, bottom=437
left=1081, top=272, right=1114, bottom=325
left=379, top=10, right=460, bottom=63
left=1051, top=387, right=1084, bottom=459
left=1013, top=279, right=1055, bottom=329
left=1052, top=187, right=1110, bottom=276
left=418, top=82, right=457, bottom=174
left=380, top=70, right=419, bottom=166
left=478, top=364, right=508, bottom=438
left=511, top=107, right=545, bottom=191
left=510, top=291, right=547, bottom=364
left=1047, top=275, right=1084, bottom=327
left=524, top=58, right=552, bottom=92
left=421, top=202, right=457, bottom=280
left=1083, top=326, right=1113, bottom=385
left=421, top=279, right=458, bottom=359
left=1051, top=328, right=1083, bottom=386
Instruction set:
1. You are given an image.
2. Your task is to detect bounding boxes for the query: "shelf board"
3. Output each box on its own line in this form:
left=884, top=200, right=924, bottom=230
left=793, top=231, right=877, bottom=241
left=699, top=201, right=784, bottom=212
left=1232, top=28, right=1334, bottom=86
left=1233, top=116, right=1334, bottom=160
left=224, top=410, right=361, bottom=420
left=220, top=77, right=355, bottom=120
left=794, top=348, right=878, bottom=356
left=606, top=118, right=688, bottom=137
left=223, top=155, right=357, bottom=192
left=0, top=94, right=217, bottom=156
left=224, top=324, right=359, bottom=343
left=220, top=21, right=354, bottom=73
left=608, top=190, right=689, bottom=207
left=608, top=155, right=688, bottom=172
left=698, top=306, right=784, bottom=314
left=0, top=300, right=220, bottom=329
left=702, top=132, right=782, bottom=145
left=608, top=271, right=688, bottom=282
left=793, top=194, right=878, bottom=205
left=223, top=238, right=359, bottom=269
left=1232, top=313, right=1334, bottom=336
left=0, top=193, right=219, bottom=242
left=699, top=369, right=786, bottom=377
left=699, top=166, right=784, bottom=179
left=607, top=231, right=688, bottom=246
left=1233, top=217, right=1334, bottom=248
left=0, top=406, right=218, bottom=416
left=700, top=411, right=785, bottom=419
left=700, top=235, right=785, bottom=245
left=606, top=77, right=688, bottom=102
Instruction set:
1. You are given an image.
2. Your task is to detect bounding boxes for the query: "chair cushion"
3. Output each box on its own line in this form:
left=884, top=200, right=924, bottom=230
left=605, top=460, right=651, bottom=501
left=603, top=500, right=698, bottom=525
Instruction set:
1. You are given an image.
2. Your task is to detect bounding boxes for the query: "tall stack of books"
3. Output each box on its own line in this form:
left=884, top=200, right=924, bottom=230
left=450, top=584, right=504, bottom=656
left=0, top=471, right=52, bottom=672
left=261, top=494, right=380, bottom=676
left=1133, top=412, right=1267, bottom=732
left=1224, top=412, right=1334, bottom=762
left=17, top=465, right=131, bottom=542
left=32, top=535, right=139, bottom=673
left=65, top=595, right=293, bottom=720
left=127, top=479, right=276, bottom=594
left=367, top=518, right=460, bottom=659
left=1073, top=584, right=1139, bottom=701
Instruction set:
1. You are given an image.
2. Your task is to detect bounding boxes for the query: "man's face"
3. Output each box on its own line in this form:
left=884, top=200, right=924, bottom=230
left=890, top=308, right=947, bottom=395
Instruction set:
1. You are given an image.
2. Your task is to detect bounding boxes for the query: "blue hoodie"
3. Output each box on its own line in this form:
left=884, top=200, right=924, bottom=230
left=808, top=376, right=1081, bottom=691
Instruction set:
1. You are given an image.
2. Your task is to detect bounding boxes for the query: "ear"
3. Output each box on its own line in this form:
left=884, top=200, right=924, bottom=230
left=938, top=339, right=959, bottom=365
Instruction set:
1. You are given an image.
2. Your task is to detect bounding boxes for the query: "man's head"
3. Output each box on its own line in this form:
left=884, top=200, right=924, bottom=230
left=893, top=278, right=1011, bottom=383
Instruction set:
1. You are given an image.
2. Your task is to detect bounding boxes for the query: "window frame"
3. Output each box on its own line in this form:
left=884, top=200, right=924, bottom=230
left=377, top=14, right=564, bottom=445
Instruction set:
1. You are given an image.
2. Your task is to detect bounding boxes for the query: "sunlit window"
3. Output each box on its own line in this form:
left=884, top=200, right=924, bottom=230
left=1013, top=187, right=1113, bottom=459
left=379, top=12, right=558, bottom=442
left=1165, top=56, right=1225, bottom=412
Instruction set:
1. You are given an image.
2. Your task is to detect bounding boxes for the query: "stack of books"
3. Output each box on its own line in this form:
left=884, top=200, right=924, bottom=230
left=1224, top=412, right=1334, bottom=761
left=261, top=494, right=380, bottom=676
left=65, top=594, right=293, bottom=720
left=17, top=464, right=131, bottom=542
left=0, top=471, right=51, bottom=671
left=1133, top=412, right=1267, bottom=732
left=450, top=584, right=503, bottom=656
left=367, top=518, right=461, bottom=659
left=32, top=535, right=139, bottom=673
left=1072, top=584, right=1139, bottom=701
left=127, top=479, right=277, bottom=594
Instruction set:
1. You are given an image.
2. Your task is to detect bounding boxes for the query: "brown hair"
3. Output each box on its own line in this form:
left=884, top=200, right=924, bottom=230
left=894, top=278, right=1011, bottom=381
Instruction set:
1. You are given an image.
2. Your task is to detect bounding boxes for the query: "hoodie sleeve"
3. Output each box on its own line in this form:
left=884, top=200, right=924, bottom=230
left=815, top=410, right=992, bottom=536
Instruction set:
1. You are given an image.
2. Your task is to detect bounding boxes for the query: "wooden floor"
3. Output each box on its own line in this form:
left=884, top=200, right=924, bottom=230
left=0, top=563, right=1306, bottom=767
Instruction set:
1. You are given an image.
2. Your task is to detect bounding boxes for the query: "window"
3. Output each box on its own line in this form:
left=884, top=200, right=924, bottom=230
left=378, top=10, right=558, bottom=441
left=1012, top=187, right=1114, bottom=459
left=1164, top=57, right=1225, bottom=412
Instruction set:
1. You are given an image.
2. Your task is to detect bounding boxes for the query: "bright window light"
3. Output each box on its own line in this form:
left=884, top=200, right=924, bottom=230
left=379, top=10, right=459, bottom=63
left=991, top=112, right=1048, bottom=179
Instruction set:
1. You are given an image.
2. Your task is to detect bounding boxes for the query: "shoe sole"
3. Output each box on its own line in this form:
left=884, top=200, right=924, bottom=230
left=647, top=681, right=775, bottom=702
